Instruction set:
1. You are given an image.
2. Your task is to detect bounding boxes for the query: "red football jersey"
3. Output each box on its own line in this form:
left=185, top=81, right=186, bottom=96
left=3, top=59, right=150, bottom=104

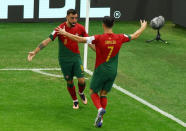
left=51, top=22, right=88, bottom=54
left=91, top=33, right=130, bottom=69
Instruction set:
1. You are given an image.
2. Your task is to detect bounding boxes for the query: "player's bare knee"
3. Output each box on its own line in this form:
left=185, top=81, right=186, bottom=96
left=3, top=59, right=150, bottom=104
left=100, top=90, right=107, bottom=96
left=67, top=80, right=73, bottom=84
left=78, top=78, right=85, bottom=85
left=89, top=89, right=94, bottom=95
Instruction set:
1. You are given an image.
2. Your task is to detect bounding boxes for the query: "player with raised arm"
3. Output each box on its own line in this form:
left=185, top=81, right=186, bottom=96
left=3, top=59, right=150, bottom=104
left=28, top=9, right=95, bottom=109
left=56, top=16, right=147, bottom=127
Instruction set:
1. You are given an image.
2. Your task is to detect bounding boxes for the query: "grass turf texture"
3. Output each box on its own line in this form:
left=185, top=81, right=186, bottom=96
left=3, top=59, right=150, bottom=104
left=0, top=21, right=185, bottom=130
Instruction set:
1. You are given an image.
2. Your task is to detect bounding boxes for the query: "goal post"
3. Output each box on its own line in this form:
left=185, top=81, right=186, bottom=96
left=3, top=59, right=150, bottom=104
left=83, top=0, right=90, bottom=70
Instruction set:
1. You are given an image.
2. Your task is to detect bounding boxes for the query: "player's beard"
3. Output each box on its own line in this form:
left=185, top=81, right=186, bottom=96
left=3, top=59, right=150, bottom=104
left=69, top=21, right=76, bottom=27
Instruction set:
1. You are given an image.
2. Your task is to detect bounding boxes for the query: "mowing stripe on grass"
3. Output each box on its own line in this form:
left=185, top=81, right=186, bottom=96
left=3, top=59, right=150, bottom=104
left=0, top=68, right=185, bottom=127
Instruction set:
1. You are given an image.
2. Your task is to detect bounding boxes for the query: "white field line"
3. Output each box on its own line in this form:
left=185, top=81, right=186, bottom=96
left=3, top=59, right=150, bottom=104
left=84, top=69, right=186, bottom=128
left=0, top=68, right=61, bottom=71
left=32, top=70, right=89, bottom=80
left=0, top=68, right=89, bottom=80
left=32, top=70, right=63, bottom=78
left=0, top=68, right=185, bottom=127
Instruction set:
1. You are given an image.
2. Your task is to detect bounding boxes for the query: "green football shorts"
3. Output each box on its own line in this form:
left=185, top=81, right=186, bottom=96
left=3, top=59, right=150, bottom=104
left=59, top=58, right=84, bottom=81
left=90, top=65, right=117, bottom=93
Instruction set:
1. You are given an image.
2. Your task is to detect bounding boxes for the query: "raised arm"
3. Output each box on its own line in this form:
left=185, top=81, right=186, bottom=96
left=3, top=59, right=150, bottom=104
left=130, top=20, right=147, bottom=40
left=28, top=38, right=52, bottom=61
left=56, top=27, right=87, bottom=43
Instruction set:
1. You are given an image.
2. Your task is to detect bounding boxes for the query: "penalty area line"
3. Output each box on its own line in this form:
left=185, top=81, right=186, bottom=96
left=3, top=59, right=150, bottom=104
left=32, top=70, right=63, bottom=78
left=0, top=68, right=61, bottom=71
left=32, top=70, right=89, bottom=80
left=0, top=68, right=89, bottom=80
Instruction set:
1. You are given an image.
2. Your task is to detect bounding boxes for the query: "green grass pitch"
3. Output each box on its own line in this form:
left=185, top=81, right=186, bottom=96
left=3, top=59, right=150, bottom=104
left=0, top=21, right=186, bottom=130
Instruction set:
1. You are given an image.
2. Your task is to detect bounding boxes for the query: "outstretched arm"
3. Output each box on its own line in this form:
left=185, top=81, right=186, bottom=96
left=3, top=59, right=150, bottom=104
left=130, top=20, right=147, bottom=40
left=28, top=38, right=52, bottom=61
left=56, top=27, right=87, bottom=43
left=56, top=27, right=97, bottom=51
left=56, top=27, right=96, bottom=51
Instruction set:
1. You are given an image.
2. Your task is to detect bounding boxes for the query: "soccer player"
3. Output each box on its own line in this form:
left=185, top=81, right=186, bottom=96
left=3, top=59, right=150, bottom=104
left=28, top=9, right=95, bottom=109
left=56, top=16, right=147, bottom=127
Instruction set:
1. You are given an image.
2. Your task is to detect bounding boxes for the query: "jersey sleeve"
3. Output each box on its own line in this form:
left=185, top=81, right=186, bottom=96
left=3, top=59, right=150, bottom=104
left=85, top=35, right=99, bottom=45
left=85, top=36, right=95, bottom=44
left=49, top=24, right=64, bottom=41
left=49, top=29, right=58, bottom=41
left=91, top=35, right=99, bottom=45
left=120, top=34, right=131, bottom=43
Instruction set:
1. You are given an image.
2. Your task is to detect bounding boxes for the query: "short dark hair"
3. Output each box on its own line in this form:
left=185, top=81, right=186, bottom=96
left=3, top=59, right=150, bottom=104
left=103, top=16, right=115, bottom=28
left=67, top=9, right=77, bottom=15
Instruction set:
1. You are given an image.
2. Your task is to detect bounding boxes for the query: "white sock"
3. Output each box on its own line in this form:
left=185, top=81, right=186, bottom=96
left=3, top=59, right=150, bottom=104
left=73, top=99, right=78, bottom=102
left=98, top=108, right=102, bottom=112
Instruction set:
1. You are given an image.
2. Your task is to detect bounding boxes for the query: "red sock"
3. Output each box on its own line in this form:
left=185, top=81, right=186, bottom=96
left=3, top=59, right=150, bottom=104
left=100, top=96, right=107, bottom=110
left=78, top=83, right=86, bottom=94
left=67, top=86, right=77, bottom=101
left=91, top=93, right=102, bottom=109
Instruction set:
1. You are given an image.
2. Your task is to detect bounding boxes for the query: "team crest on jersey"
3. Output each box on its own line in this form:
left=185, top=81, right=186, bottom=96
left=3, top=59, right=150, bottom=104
left=64, top=39, right=67, bottom=45
left=65, top=75, right=69, bottom=79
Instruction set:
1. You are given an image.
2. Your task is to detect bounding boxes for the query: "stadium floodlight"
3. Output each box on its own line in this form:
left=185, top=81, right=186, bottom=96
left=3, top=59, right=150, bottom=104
left=146, top=16, right=168, bottom=44
left=83, top=0, right=90, bottom=70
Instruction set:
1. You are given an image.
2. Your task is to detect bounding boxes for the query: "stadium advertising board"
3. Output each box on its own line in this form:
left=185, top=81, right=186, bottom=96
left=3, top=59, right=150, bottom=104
left=1, top=0, right=186, bottom=28
left=0, top=0, right=111, bottom=21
